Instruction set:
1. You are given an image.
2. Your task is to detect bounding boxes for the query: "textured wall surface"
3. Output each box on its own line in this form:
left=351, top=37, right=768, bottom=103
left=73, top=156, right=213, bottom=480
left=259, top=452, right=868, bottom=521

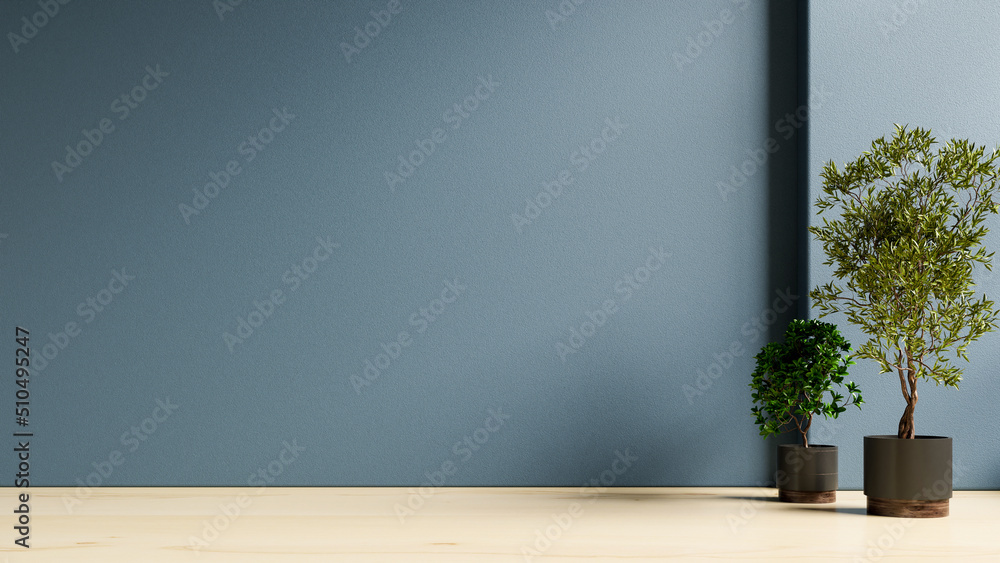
left=1, top=0, right=803, bottom=486
left=807, top=0, right=1000, bottom=489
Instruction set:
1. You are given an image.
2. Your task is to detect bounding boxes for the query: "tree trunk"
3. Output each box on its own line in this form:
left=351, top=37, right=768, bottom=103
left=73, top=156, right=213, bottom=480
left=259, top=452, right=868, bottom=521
left=897, top=400, right=916, bottom=439
left=802, top=413, right=812, bottom=447
left=897, top=353, right=918, bottom=439
left=794, top=413, right=809, bottom=448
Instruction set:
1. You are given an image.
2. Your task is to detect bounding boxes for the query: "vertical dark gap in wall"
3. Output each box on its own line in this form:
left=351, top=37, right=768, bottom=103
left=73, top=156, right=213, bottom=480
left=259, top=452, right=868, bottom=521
left=763, top=0, right=803, bottom=482
left=797, top=0, right=815, bottom=453
left=796, top=0, right=811, bottom=321
left=766, top=0, right=800, bottom=344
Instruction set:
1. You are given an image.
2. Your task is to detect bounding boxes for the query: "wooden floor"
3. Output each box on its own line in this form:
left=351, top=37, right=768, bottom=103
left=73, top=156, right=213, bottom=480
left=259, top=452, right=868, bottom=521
left=1, top=487, right=997, bottom=561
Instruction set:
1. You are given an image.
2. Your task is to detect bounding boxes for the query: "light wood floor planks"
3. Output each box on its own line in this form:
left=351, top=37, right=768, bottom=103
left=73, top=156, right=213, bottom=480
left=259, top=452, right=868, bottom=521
left=1, top=487, right=997, bottom=561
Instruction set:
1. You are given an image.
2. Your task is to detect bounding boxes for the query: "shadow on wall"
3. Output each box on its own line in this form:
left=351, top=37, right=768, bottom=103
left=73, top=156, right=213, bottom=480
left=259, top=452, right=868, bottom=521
left=766, top=0, right=803, bottom=335
left=764, top=0, right=805, bottom=486
left=523, top=0, right=807, bottom=488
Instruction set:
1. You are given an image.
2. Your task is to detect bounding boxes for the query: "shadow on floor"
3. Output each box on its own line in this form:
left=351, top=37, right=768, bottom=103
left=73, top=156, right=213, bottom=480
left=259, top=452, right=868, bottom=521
left=720, top=495, right=783, bottom=503
left=549, top=490, right=775, bottom=503
left=799, top=506, right=867, bottom=516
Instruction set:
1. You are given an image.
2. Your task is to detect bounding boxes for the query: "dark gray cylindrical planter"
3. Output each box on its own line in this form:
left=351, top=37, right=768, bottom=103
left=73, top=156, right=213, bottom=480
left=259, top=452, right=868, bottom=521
left=864, top=435, right=952, bottom=518
left=776, top=444, right=838, bottom=503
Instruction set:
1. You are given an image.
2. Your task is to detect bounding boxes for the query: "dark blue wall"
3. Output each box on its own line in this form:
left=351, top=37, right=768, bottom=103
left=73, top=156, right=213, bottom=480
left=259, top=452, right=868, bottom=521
left=1, top=0, right=802, bottom=486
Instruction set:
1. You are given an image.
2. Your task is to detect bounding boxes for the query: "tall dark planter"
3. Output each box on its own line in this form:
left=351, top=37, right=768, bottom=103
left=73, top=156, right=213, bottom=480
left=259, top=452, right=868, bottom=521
left=864, top=435, right=952, bottom=518
left=776, top=444, right=837, bottom=503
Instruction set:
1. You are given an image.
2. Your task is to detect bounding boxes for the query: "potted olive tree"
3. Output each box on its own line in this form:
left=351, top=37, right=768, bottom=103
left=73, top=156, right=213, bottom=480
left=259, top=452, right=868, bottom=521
left=750, top=319, right=863, bottom=503
left=811, top=125, right=1000, bottom=517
